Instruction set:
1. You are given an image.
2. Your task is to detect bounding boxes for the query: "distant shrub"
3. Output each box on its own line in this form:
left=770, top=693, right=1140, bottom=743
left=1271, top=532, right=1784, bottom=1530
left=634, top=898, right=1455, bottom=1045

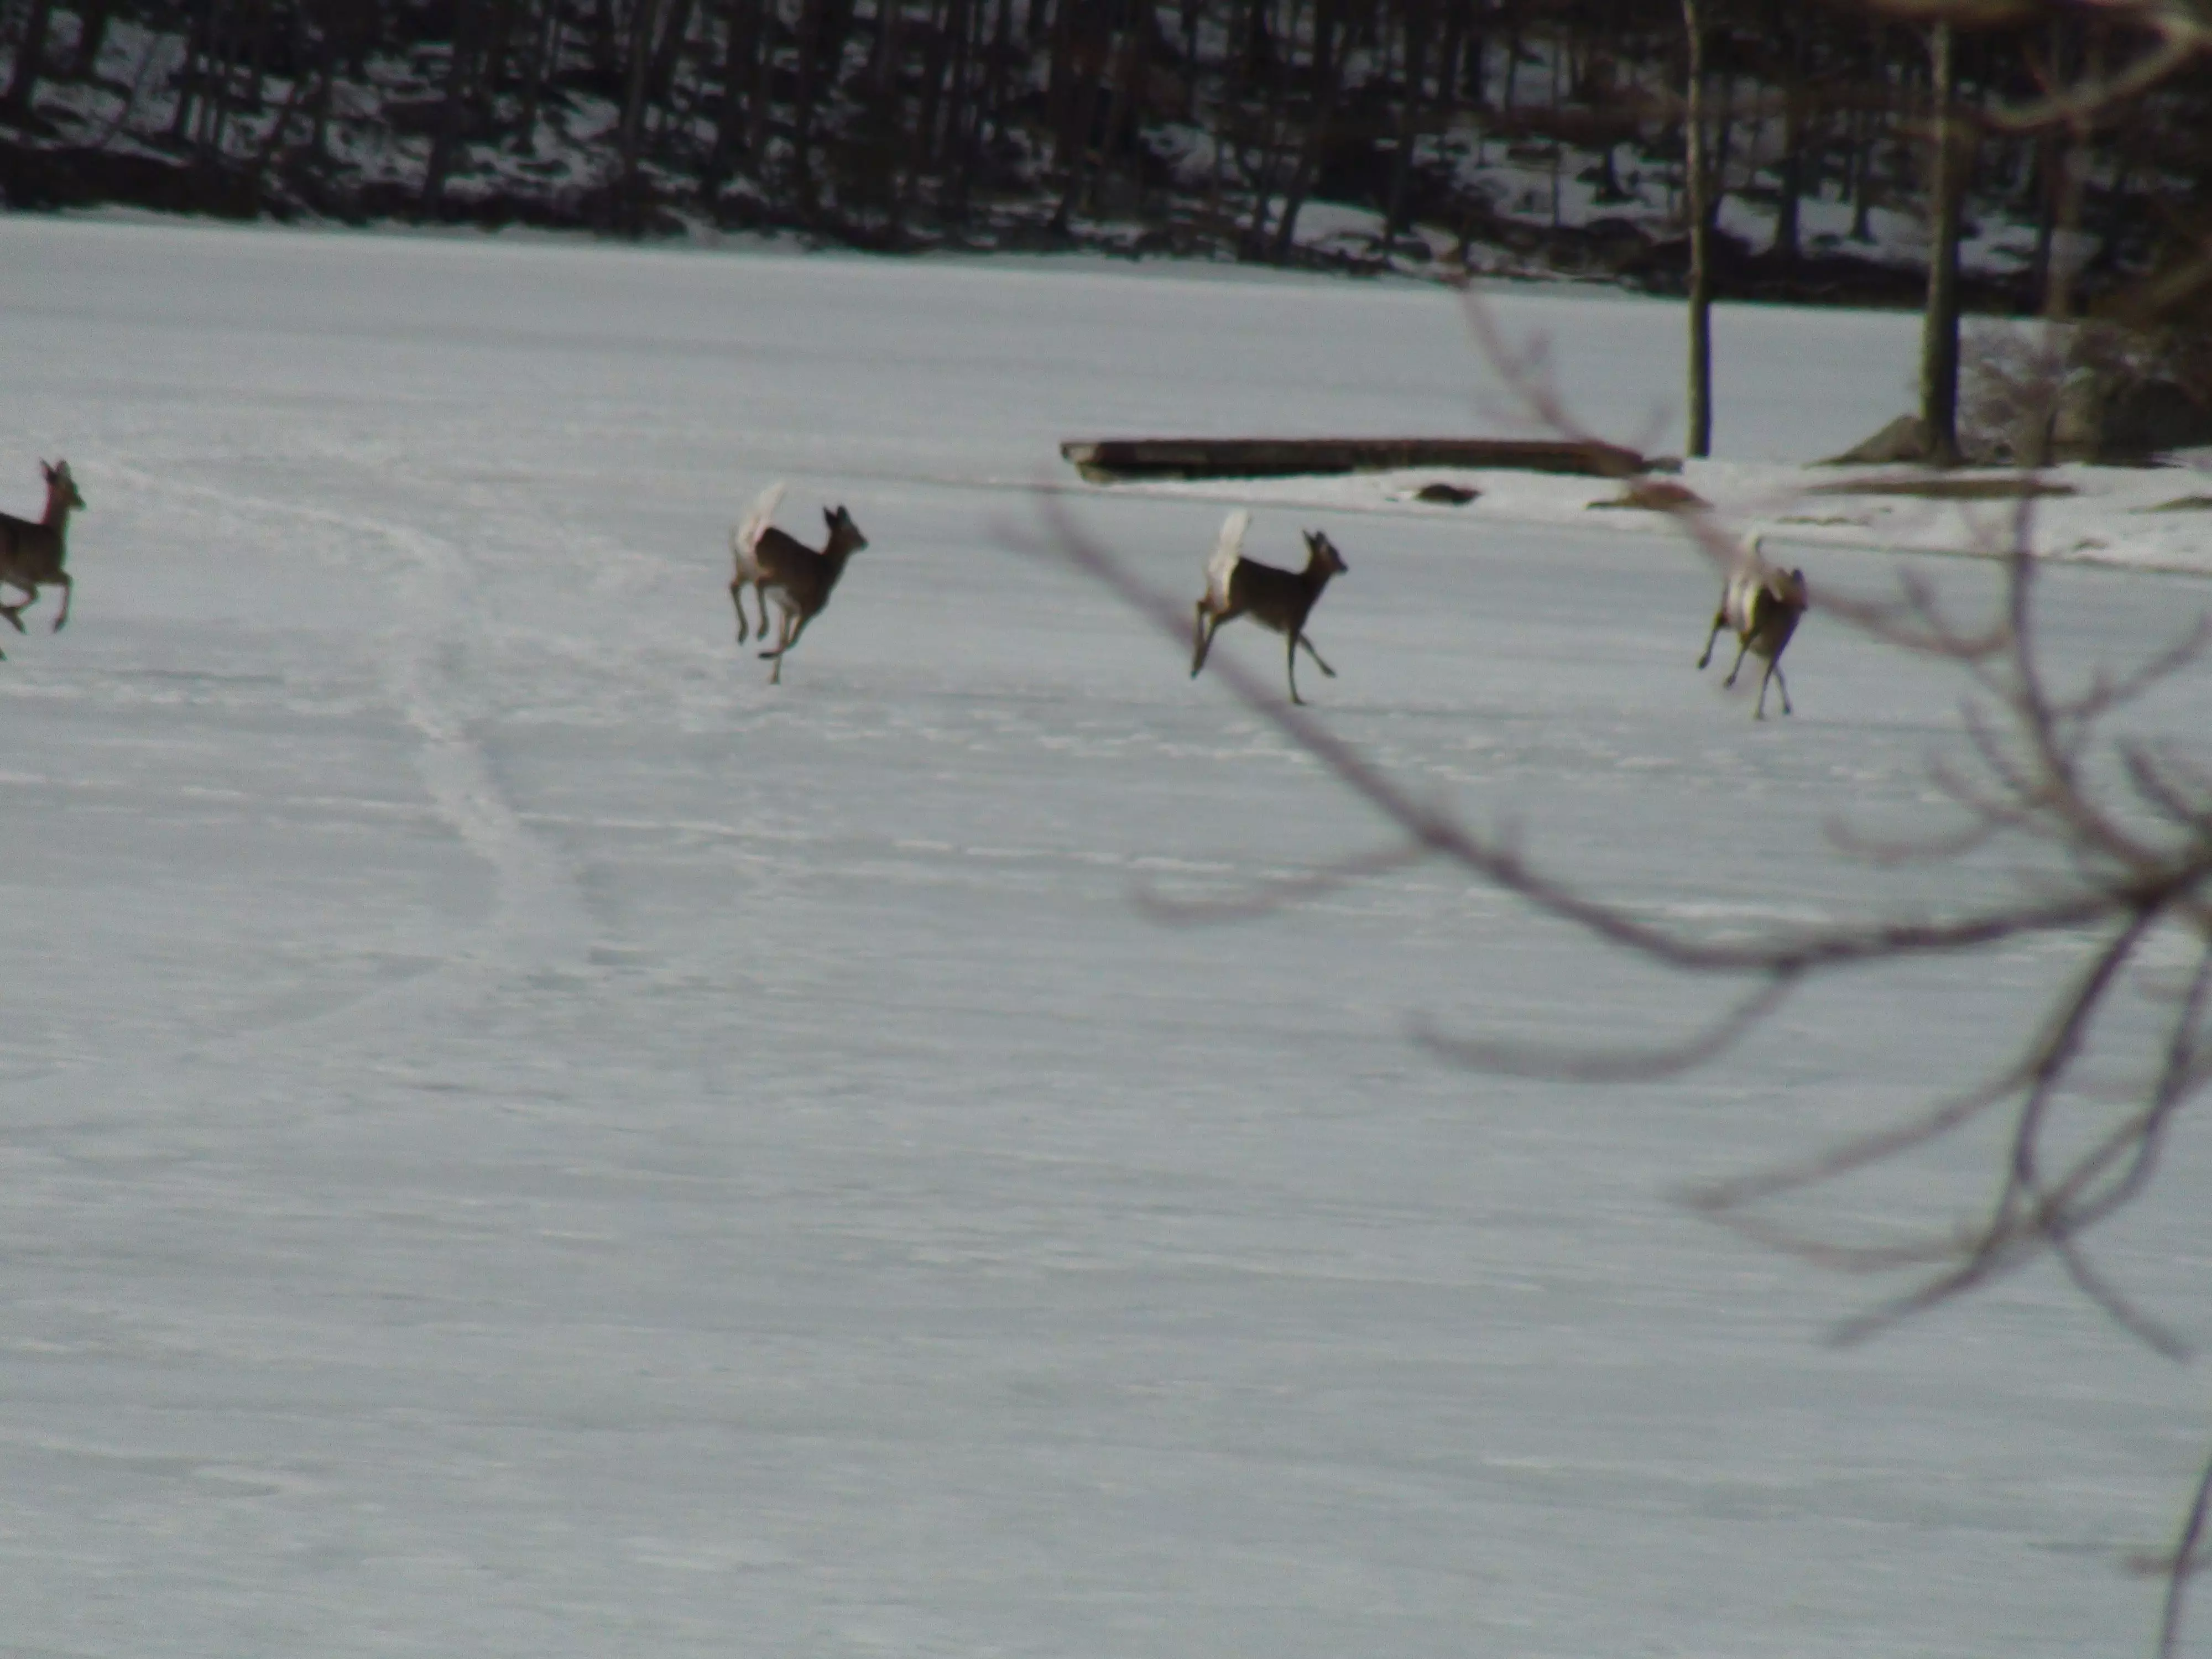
left=1965, top=320, right=2212, bottom=466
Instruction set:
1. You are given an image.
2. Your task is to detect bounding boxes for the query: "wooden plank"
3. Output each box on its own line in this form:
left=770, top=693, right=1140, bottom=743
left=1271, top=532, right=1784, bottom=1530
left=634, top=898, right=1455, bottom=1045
left=1060, top=436, right=1650, bottom=483
left=1807, top=474, right=2077, bottom=500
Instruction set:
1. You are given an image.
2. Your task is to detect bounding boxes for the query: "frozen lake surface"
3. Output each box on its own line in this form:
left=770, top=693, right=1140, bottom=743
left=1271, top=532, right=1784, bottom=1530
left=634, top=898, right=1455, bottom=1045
left=2, top=217, right=2208, bottom=1656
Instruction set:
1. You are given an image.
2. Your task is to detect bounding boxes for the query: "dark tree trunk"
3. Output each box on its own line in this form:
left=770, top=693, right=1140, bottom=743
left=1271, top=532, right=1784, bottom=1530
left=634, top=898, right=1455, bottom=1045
left=1239, top=0, right=1306, bottom=257
left=1049, top=13, right=1108, bottom=233
left=648, top=0, right=697, bottom=106
left=590, top=0, right=621, bottom=81
left=474, top=0, right=519, bottom=106
left=616, top=0, right=666, bottom=228
left=246, top=54, right=316, bottom=195
left=196, top=0, right=245, bottom=159
left=1384, top=0, right=1431, bottom=245
left=308, top=6, right=340, bottom=162
left=1044, top=0, right=1077, bottom=166
left=1436, top=1, right=1462, bottom=116
left=72, top=0, right=118, bottom=80
left=1919, top=19, right=1962, bottom=464
left=3, top=0, right=60, bottom=122
left=978, top=0, right=1011, bottom=153
left=1848, top=85, right=1877, bottom=243
left=703, top=0, right=758, bottom=192
left=1270, top=0, right=1342, bottom=264
left=421, top=0, right=483, bottom=213
left=791, top=0, right=826, bottom=212
left=516, top=0, right=564, bottom=153
left=1683, top=0, right=1714, bottom=460
left=1768, top=3, right=1808, bottom=260
left=914, top=0, right=951, bottom=168
left=2027, top=16, right=2074, bottom=316
left=938, top=0, right=983, bottom=218
left=747, top=0, right=777, bottom=159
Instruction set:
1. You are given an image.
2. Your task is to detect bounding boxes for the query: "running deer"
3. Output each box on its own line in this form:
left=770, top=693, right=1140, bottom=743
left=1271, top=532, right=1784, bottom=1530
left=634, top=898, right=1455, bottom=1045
left=0, top=459, right=85, bottom=655
left=1190, top=509, right=1348, bottom=706
left=736, top=483, right=869, bottom=685
left=1696, top=534, right=1808, bottom=719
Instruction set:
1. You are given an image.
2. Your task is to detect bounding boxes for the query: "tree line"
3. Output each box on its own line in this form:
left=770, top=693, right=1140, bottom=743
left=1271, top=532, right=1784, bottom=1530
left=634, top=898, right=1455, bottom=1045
left=1, top=0, right=2207, bottom=299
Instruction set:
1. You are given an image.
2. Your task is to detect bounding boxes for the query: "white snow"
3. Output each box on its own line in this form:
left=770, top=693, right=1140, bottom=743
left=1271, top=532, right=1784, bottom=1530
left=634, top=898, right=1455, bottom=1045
left=2, top=215, right=2208, bottom=1657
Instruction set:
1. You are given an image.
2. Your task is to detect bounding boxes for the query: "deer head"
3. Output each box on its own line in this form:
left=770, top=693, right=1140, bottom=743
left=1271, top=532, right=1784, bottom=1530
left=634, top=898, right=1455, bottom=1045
left=42, top=460, right=86, bottom=513
left=823, top=505, right=868, bottom=554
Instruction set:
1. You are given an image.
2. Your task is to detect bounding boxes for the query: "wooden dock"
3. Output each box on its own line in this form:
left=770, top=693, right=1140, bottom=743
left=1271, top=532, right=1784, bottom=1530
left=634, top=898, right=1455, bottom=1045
left=1060, top=436, right=1651, bottom=483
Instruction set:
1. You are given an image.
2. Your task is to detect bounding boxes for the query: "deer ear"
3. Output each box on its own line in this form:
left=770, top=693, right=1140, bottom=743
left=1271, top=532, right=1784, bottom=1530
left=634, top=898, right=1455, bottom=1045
left=41, top=461, right=54, bottom=481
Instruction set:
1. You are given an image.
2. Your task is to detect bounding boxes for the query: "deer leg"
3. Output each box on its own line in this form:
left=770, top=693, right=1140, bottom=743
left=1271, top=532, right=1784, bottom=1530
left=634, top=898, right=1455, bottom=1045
left=1286, top=632, right=1304, bottom=705
left=762, top=610, right=815, bottom=677
left=1723, top=636, right=1753, bottom=689
left=768, top=612, right=791, bottom=684
left=1768, top=661, right=1792, bottom=717
left=1191, top=603, right=1215, bottom=676
left=761, top=612, right=815, bottom=661
left=731, top=579, right=752, bottom=645
left=1297, top=634, right=1335, bottom=677
left=0, top=602, right=22, bottom=637
left=1697, top=611, right=1726, bottom=670
left=753, top=589, right=770, bottom=641
left=50, top=575, right=68, bottom=632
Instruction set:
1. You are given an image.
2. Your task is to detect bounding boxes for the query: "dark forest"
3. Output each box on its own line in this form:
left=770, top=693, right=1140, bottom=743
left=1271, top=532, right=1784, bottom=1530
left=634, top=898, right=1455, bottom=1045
left=2, top=0, right=2209, bottom=318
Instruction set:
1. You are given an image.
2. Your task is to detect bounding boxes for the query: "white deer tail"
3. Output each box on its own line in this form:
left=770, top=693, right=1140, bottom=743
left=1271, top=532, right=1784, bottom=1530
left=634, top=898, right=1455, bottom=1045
left=732, top=481, right=789, bottom=570
left=1205, top=509, right=1250, bottom=609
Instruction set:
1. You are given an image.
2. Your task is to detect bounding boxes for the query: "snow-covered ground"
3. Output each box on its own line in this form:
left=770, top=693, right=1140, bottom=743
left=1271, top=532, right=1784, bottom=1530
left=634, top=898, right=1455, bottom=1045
left=2, top=216, right=2208, bottom=1657
left=1127, top=445, right=2212, bottom=580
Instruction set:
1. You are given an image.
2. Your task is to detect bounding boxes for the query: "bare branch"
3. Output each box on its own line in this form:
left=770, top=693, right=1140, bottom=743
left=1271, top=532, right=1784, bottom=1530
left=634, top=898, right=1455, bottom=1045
left=2158, top=1445, right=2212, bottom=1659
left=1411, top=973, right=1802, bottom=1083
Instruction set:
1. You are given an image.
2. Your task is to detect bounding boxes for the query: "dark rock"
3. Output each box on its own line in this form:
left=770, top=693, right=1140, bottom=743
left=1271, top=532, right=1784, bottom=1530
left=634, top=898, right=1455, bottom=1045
left=2101, top=380, right=2212, bottom=461
left=1589, top=478, right=1708, bottom=512
left=1822, top=414, right=1928, bottom=466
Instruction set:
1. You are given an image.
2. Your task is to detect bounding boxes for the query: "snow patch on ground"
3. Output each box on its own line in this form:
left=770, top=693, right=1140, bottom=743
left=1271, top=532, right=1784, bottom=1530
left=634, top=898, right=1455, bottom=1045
left=1103, top=455, right=2212, bottom=580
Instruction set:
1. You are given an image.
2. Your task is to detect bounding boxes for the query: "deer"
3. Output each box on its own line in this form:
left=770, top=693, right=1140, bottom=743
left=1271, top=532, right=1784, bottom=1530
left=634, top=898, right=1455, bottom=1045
left=0, top=459, right=86, bottom=655
left=1190, top=508, right=1348, bottom=706
left=736, top=482, right=870, bottom=685
left=1696, top=533, right=1809, bottom=719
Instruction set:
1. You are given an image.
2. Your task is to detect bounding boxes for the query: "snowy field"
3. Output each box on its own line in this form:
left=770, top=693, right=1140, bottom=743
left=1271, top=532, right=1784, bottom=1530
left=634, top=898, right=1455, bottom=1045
left=2, top=216, right=2209, bottom=1657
